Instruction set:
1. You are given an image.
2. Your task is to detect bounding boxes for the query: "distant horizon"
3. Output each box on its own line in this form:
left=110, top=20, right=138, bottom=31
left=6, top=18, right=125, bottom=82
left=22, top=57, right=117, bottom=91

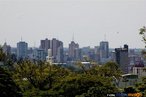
left=2, top=39, right=145, bottom=49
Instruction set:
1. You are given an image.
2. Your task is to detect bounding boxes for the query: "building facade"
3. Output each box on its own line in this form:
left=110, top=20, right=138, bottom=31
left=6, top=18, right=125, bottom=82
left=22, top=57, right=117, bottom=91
left=17, top=41, right=28, bottom=60
left=40, top=38, right=50, bottom=54
left=33, top=48, right=46, bottom=61
left=99, top=41, right=109, bottom=63
left=68, top=41, right=80, bottom=61
left=115, top=45, right=129, bottom=74
left=50, top=38, right=64, bottom=63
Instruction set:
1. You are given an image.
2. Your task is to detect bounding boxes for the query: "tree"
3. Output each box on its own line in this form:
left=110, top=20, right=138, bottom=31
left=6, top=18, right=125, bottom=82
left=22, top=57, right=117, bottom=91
left=102, top=62, right=122, bottom=78
left=139, top=26, right=146, bottom=47
left=0, top=46, right=6, bottom=62
left=12, top=60, right=71, bottom=96
left=0, top=67, right=21, bottom=97
left=124, top=87, right=137, bottom=93
left=49, top=74, right=118, bottom=97
left=13, top=61, right=53, bottom=90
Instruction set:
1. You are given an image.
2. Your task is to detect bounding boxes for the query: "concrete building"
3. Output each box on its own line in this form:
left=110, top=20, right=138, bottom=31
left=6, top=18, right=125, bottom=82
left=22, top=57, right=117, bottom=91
left=50, top=38, right=64, bottom=63
left=46, top=49, right=53, bottom=64
left=68, top=41, right=79, bottom=61
left=17, top=41, right=28, bottom=60
left=94, top=46, right=100, bottom=62
left=33, top=48, right=46, bottom=61
left=56, top=44, right=64, bottom=63
left=99, top=41, right=109, bottom=63
left=115, top=45, right=129, bottom=74
left=132, top=61, right=146, bottom=78
left=40, top=38, right=50, bottom=54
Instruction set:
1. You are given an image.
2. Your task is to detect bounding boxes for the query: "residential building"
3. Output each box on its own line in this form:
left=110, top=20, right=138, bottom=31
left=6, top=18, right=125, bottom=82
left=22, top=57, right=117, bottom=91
left=50, top=38, right=64, bottom=63
left=132, top=61, right=146, bottom=78
left=115, top=44, right=129, bottom=73
left=17, top=41, right=28, bottom=60
left=40, top=38, right=50, bottom=54
left=100, top=41, right=109, bottom=63
left=68, top=41, right=79, bottom=61
left=33, top=48, right=46, bottom=61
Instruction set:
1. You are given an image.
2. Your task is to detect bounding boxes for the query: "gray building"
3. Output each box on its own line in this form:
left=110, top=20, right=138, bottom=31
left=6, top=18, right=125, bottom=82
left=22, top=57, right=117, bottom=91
left=33, top=48, right=46, bottom=61
left=17, top=41, right=28, bottom=60
left=115, top=45, right=129, bottom=74
left=100, top=41, right=109, bottom=63
left=100, top=41, right=109, bottom=58
left=40, top=38, right=50, bottom=54
left=50, top=38, right=64, bottom=63
left=56, top=44, right=64, bottom=63
left=68, top=41, right=80, bottom=61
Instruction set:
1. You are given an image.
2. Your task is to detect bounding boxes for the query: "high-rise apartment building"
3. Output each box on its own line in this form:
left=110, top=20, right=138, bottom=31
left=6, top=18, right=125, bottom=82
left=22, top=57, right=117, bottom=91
left=50, top=38, right=64, bottom=63
left=100, top=41, right=109, bottom=58
left=68, top=41, right=79, bottom=61
left=115, top=44, right=129, bottom=74
left=17, top=41, right=28, bottom=60
left=99, top=41, right=109, bottom=63
left=40, top=38, right=50, bottom=53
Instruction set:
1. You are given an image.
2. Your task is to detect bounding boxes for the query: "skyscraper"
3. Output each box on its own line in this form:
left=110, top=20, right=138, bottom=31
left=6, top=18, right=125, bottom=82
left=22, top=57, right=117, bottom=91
left=115, top=44, right=129, bottom=74
left=56, top=43, right=64, bottom=63
left=68, top=41, right=79, bottom=61
left=40, top=38, right=50, bottom=53
left=17, top=41, right=28, bottom=60
left=50, top=38, right=64, bottom=62
left=99, top=41, right=109, bottom=63
left=94, top=46, right=100, bottom=62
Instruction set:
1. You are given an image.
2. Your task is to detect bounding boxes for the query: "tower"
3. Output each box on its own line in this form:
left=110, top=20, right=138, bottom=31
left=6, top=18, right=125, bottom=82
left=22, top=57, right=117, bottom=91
left=115, top=44, right=129, bottom=73
left=17, top=41, right=28, bottom=60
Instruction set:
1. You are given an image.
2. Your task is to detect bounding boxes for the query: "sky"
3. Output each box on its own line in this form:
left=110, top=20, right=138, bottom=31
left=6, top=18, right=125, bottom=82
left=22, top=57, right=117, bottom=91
left=0, top=0, right=146, bottom=48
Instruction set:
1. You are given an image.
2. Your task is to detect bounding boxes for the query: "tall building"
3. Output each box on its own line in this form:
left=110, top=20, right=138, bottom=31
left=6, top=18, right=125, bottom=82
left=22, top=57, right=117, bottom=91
left=50, top=38, right=64, bottom=62
left=17, top=41, right=28, bottom=60
left=115, top=44, right=129, bottom=74
left=40, top=38, right=50, bottom=53
left=56, top=44, right=64, bottom=63
left=68, top=41, right=79, bottom=61
left=51, top=38, right=58, bottom=58
left=94, top=46, right=100, bottom=62
left=100, top=41, right=109, bottom=58
left=99, top=41, right=109, bottom=63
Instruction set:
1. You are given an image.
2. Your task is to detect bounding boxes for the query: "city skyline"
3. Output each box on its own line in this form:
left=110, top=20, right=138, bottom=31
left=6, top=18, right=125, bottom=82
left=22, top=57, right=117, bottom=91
left=0, top=37, right=145, bottom=49
left=0, top=0, right=146, bottom=48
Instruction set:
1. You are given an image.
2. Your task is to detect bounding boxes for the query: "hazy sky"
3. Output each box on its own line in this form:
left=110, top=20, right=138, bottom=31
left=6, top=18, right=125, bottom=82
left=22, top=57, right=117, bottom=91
left=0, top=0, right=146, bottom=48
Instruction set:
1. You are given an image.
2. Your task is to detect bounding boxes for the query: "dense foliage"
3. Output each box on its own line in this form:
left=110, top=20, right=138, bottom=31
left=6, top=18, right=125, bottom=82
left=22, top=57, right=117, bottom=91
left=0, top=47, right=124, bottom=97
left=0, top=51, right=122, bottom=97
left=11, top=61, right=120, bottom=97
left=0, top=67, right=21, bottom=97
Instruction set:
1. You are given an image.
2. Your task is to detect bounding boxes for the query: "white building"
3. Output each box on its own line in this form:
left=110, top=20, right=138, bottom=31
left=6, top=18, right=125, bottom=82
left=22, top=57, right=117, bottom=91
left=132, top=61, right=146, bottom=78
